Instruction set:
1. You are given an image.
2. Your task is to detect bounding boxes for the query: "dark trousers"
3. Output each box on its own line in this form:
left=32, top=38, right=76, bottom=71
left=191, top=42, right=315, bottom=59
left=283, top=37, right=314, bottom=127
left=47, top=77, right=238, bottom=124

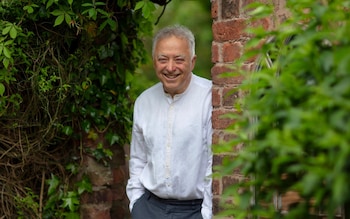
left=131, top=190, right=203, bottom=219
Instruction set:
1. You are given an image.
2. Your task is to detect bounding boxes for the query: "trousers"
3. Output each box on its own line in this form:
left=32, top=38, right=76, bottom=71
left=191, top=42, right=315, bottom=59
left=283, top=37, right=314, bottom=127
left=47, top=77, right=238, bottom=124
left=131, top=190, right=203, bottom=219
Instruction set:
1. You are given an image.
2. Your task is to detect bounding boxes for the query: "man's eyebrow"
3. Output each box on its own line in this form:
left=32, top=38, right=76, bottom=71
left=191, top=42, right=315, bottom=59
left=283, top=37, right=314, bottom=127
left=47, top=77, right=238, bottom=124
left=175, top=55, right=186, bottom=59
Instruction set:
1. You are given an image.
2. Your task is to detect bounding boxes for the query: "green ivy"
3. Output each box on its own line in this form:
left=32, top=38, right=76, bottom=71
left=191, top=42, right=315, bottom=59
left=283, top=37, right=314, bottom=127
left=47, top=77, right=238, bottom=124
left=1, top=0, right=160, bottom=217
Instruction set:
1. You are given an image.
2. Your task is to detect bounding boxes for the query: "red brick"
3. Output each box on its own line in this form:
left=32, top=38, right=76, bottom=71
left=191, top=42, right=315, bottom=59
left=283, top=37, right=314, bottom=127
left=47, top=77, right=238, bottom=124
left=212, top=130, right=222, bottom=145
left=211, top=42, right=220, bottom=63
left=250, top=17, right=272, bottom=30
left=211, top=64, right=245, bottom=85
left=212, top=19, right=247, bottom=42
left=222, top=0, right=240, bottom=19
left=222, top=86, right=239, bottom=107
left=223, top=41, right=243, bottom=62
left=80, top=205, right=111, bottom=219
left=222, top=175, right=240, bottom=192
left=211, top=0, right=219, bottom=19
left=212, top=179, right=221, bottom=195
left=212, top=87, right=221, bottom=107
left=81, top=189, right=113, bottom=205
left=212, top=108, right=235, bottom=130
left=112, top=167, right=126, bottom=184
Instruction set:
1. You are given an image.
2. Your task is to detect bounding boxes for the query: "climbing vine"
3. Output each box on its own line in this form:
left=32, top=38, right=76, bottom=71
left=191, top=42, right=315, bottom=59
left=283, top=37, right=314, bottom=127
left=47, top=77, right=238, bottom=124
left=0, top=0, right=161, bottom=217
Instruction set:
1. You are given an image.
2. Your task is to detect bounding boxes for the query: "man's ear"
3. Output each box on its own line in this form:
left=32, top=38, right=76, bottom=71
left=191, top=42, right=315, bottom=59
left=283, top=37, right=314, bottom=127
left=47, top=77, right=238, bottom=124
left=191, top=55, right=197, bottom=70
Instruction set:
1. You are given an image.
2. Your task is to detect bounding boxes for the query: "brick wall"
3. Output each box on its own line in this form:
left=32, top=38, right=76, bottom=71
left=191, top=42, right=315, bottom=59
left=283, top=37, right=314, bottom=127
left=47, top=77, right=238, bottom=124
left=210, top=0, right=289, bottom=215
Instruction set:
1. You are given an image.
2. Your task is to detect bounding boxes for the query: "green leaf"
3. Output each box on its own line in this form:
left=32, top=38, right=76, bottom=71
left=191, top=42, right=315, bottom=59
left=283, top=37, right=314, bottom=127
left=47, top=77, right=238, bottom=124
left=54, top=14, right=65, bottom=26
left=67, top=0, right=73, bottom=5
left=51, top=9, right=63, bottom=16
left=2, top=25, right=12, bottom=35
left=65, top=13, right=72, bottom=25
left=82, top=3, right=93, bottom=7
left=76, top=176, right=92, bottom=195
left=63, top=212, right=80, bottom=219
left=95, top=2, right=106, bottom=6
left=3, top=57, right=10, bottom=69
left=82, top=120, right=91, bottom=133
left=46, top=174, right=60, bottom=195
left=134, top=1, right=145, bottom=10
left=0, top=83, right=5, bottom=96
left=61, top=192, right=79, bottom=211
left=46, top=0, right=55, bottom=9
left=66, top=163, right=78, bottom=174
left=9, top=26, right=17, bottom=39
left=3, top=46, right=11, bottom=59
left=62, top=126, right=73, bottom=136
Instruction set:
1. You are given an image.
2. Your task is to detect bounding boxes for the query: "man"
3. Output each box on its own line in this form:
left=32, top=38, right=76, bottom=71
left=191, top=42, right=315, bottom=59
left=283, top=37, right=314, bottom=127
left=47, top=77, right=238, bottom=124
left=126, top=25, right=213, bottom=219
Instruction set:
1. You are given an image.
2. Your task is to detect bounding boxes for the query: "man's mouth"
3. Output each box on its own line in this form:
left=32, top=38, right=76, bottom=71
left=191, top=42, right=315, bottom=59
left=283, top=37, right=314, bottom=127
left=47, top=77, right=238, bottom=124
left=163, top=73, right=180, bottom=79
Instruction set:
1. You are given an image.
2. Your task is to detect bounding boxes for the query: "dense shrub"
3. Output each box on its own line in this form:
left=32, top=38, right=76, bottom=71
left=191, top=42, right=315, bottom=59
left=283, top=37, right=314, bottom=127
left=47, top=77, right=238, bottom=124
left=0, top=0, right=158, bottom=217
left=218, top=0, right=350, bottom=218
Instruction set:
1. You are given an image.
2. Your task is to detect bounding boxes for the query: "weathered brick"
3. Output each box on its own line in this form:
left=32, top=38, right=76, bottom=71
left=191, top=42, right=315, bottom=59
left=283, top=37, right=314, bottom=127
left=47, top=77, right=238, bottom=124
left=212, top=108, right=235, bottom=130
left=212, top=179, right=221, bottom=196
left=212, top=19, right=247, bottom=42
left=112, top=167, right=126, bottom=184
left=81, top=189, right=113, bottom=205
left=80, top=205, right=111, bottom=219
left=84, top=156, right=113, bottom=186
left=222, top=175, right=240, bottom=192
left=211, top=64, right=245, bottom=85
left=212, top=87, right=221, bottom=107
left=223, top=41, right=243, bottom=62
left=222, top=86, right=239, bottom=107
left=211, top=42, right=220, bottom=63
left=211, top=0, right=219, bottom=19
left=222, top=0, right=240, bottom=19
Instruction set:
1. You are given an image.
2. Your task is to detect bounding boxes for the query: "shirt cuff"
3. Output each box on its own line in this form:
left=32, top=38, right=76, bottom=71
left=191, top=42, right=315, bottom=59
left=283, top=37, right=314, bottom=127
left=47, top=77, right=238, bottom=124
left=201, top=206, right=212, bottom=219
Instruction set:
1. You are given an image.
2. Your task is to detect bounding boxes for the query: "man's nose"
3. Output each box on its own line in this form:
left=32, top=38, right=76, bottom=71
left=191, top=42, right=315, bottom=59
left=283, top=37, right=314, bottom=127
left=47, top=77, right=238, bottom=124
left=166, top=60, right=176, bottom=72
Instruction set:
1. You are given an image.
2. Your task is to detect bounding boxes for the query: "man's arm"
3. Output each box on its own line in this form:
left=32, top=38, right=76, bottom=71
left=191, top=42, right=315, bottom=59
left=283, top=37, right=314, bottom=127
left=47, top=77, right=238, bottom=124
left=202, top=92, right=213, bottom=219
left=126, top=113, right=147, bottom=211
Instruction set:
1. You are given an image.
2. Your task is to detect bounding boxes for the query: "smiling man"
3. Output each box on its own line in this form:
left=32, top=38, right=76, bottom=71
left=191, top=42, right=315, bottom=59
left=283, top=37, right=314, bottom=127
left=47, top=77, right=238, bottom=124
left=126, top=25, right=213, bottom=219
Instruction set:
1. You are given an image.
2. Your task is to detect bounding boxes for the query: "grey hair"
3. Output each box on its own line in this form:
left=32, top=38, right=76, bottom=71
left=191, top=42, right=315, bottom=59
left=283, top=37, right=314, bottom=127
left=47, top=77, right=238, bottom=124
left=152, top=24, right=196, bottom=58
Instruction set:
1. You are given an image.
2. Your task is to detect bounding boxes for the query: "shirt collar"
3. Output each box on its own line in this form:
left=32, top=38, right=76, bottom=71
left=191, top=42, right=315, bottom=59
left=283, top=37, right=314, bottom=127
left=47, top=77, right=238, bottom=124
left=164, top=73, right=193, bottom=102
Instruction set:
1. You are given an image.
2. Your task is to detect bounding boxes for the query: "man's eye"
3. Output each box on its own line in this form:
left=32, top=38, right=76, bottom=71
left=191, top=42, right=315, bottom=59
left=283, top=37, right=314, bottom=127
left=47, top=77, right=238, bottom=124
left=158, top=59, right=167, bottom=63
left=175, top=59, right=184, bottom=63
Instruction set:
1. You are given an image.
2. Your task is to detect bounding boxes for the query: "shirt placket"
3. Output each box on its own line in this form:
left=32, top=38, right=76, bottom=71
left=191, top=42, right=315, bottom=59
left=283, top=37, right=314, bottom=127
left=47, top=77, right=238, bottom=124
left=165, top=101, right=174, bottom=195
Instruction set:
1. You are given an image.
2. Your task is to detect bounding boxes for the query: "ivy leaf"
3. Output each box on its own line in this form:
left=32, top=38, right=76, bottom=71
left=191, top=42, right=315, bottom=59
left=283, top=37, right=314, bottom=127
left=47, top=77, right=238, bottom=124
left=62, top=126, right=73, bottom=136
left=46, top=174, right=60, bottom=195
left=76, top=176, right=92, bottom=195
left=63, top=212, right=80, bottom=219
left=61, top=192, right=79, bottom=212
left=82, top=120, right=91, bottom=133
left=0, top=83, right=5, bottom=96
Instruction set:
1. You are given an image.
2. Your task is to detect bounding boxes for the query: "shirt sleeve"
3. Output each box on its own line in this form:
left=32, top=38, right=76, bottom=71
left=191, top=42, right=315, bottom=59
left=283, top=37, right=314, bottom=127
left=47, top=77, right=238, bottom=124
left=126, top=103, right=146, bottom=211
left=202, top=91, right=213, bottom=219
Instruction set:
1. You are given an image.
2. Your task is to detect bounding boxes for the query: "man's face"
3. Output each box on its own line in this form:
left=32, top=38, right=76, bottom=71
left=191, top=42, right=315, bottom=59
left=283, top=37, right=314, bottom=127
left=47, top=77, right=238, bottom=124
left=153, top=36, right=196, bottom=97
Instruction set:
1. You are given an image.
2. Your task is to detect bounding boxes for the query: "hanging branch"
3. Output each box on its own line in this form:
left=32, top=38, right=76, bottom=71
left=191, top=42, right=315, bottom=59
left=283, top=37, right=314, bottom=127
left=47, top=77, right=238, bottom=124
left=152, top=0, right=172, bottom=25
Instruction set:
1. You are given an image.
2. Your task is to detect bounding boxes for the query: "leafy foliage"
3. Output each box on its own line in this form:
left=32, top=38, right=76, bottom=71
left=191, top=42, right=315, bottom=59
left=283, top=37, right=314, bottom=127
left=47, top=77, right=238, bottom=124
left=0, top=0, right=159, bottom=217
left=217, top=0, right=350, bottom=218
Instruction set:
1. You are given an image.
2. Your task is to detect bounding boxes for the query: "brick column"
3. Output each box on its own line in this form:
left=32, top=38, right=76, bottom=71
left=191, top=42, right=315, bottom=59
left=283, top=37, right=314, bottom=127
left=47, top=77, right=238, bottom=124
left=210, top=0, right=287, bottom=215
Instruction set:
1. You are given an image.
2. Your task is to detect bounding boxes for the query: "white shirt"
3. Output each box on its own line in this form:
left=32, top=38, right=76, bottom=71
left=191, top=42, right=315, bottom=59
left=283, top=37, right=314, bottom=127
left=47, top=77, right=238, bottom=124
left=126, top=74, right=213, bottom=219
